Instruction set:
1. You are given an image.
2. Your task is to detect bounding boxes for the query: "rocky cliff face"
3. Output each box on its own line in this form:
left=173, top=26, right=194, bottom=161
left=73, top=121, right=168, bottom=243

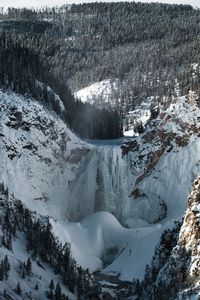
left=120, top=94, right=200, bottom=226
left=140, top=177, right=200, bottom=300
left=179, top=177, right=200, bottom=279
left=173, top=177, right=200, bottom=298
left=0, top=90, right=92, bottom=221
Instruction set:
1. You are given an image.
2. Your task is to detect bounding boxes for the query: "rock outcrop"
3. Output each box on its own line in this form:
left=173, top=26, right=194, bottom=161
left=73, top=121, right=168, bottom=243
left=140, top=177, right=200, bottom=299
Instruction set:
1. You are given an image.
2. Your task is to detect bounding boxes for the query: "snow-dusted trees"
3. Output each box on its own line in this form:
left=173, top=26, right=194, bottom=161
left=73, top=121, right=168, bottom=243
left=138, top=222, right=182, bottom=299
left=0, top=255, right=10, bottom=281
left=49, top=279, right=55, bottom=291
left=15, top=282, right=22, bottom=295
left=0, top=197, right=101, bottom=299
left=54, top=283, right=62, bottom=300
left=0, top=31, right=122, bottom=139
left=19, top=258, right=32, bottom=278
left=1, top=2, right=198, bottom=110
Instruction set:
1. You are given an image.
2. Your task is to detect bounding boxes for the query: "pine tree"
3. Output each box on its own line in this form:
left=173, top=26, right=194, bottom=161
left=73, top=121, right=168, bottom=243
left=77, top=267, right=84, bottom=299
left=68, top=262, right=76, bottom=293
left=54, top=283, right=62, bottom=300
left=135, top=279, right=141, bottom=297
left=48, top=290, right=54, bottom=299
left=2, top=234, right=6, bottom=248
left=15, top=282, right=22, bottom=295
left=3, top=255, right=10, bottom=280
left=49, top=279, right=55, bottom=290
left=26, top=258, right=32, bottom=276
left=0, top=261, right=3, bottom=281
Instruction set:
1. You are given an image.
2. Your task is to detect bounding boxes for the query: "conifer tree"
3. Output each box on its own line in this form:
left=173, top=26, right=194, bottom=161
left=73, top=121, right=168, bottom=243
left=26, top=258, right=32, bottom=276
left=0, top=261, right=4, bottom=281
left=49, top=279, right=55, bottom=290
left=3, top=255, right=10, bottom=280
left=16, top=282, right=22, bottom=295
left=54, top=283, right=62, bottom=300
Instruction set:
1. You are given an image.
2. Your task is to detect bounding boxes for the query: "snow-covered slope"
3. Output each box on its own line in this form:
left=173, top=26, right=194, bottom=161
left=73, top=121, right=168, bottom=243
left=74, top=79, right=120, bottom=110
left=0, top=89, right=91, bottom=221
left=0, top=233, right=75, bottom=300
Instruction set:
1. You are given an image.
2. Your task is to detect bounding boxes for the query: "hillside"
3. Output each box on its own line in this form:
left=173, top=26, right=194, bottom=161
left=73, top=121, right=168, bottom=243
left=1, top=2, right=200, bottom=117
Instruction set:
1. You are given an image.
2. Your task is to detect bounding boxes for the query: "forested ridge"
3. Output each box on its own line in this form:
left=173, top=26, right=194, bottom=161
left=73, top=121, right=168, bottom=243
left=0, top=2, right=200, bottom=137
left=0, top=31, right=122, bottom=139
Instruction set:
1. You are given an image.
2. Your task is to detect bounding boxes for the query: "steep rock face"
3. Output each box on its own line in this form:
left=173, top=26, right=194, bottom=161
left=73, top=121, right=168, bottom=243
left=174, top=177, right=200, bottom=297
left=0, top=90, right=91, bottom=220
left=179, top=177, right=200, bottom=276
left=120, top=96, right=200, bottom=226
left=141, top=177, right=200, bottom=300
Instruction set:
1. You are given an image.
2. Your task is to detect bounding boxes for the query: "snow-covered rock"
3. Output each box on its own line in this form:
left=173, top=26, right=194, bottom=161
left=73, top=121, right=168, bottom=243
left=139, top=177, right=200, bottom=299
left=123, top=96, right=154, bottom=137
left=0, top=89, right=91, bottom=221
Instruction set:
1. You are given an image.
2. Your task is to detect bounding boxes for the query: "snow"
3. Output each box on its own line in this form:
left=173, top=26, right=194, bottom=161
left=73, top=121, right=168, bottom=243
left=0, top=233, right=76, bottom=299
left=74, top=79, right=155, bottom=136
left=0, top=89, right=91, bottom=222
left=0, top=89, right=200, bottom=284
left=50, top=211, right=164, bottom=280
left=51, top=211, right=179, bottom=281
left=138, top=136, right=200, bottom=220
left=74, top=79, right=120, bottom=109
left=123, top=97, right=153, bottom=136
left=124, top=128, right=135, bottom=137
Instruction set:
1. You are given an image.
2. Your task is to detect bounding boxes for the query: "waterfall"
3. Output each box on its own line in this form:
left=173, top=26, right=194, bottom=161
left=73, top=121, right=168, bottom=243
left=66, top=144, right=133, bottom=223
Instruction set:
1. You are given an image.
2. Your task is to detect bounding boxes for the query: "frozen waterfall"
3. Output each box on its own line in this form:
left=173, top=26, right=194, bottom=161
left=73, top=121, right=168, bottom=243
left=66, top=143, right=133, bottom=224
